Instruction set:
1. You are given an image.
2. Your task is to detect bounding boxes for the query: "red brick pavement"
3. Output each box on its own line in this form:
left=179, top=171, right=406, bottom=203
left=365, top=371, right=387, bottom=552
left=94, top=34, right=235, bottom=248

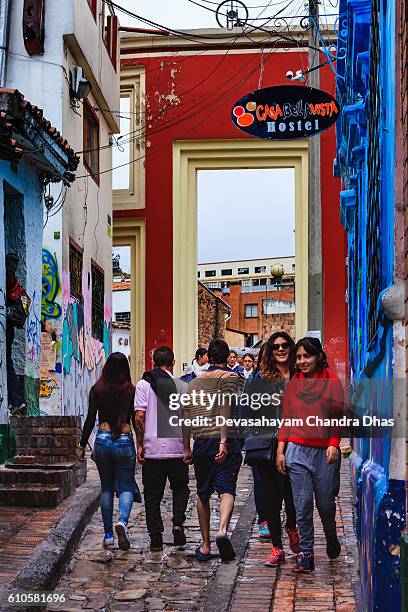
left=229, top=458, right=360, bottom=612
left=0, top=462, right=98, bottom=594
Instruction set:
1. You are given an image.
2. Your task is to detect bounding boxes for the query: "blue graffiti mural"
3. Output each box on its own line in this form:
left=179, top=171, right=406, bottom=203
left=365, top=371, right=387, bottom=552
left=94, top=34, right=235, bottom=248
left=42, top=249, right=62, bottom=322
left=335, top=0, right=403, bottom=608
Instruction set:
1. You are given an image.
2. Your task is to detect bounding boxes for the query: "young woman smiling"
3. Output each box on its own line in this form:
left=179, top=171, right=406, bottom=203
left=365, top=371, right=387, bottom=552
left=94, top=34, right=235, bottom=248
left=248, top=332, right=300, bottom=567
left=277, top=337, right=344, bottom=573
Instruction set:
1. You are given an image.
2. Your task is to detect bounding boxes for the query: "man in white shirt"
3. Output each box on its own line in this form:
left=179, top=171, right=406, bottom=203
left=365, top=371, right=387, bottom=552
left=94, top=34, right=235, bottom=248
left=134, top=346, right=191, bottom=551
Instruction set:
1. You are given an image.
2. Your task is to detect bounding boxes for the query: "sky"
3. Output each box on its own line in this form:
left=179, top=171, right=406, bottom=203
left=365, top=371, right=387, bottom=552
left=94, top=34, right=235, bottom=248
left=118, top=1, right=337, bottom=30
left=197, top=169, right=295, bottom=262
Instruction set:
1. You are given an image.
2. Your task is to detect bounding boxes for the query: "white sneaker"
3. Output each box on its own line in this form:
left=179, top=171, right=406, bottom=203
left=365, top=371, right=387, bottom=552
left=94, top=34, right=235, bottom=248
left=115, top=521, right=130, bottom=551
left=103, top=534, right=114, bottom=548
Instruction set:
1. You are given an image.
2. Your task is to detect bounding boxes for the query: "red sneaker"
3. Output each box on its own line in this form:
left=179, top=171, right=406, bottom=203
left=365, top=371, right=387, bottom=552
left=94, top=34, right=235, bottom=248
left=286, top=527, right=301, bottom=554
left=264, top=546, right=285, bottom=567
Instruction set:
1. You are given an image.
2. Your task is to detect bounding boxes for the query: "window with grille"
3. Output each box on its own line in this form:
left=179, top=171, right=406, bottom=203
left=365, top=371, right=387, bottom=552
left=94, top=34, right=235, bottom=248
left=69, top=240, right=83, bottom=301
left=366, top=0, right=382, bottom=342
left=116, top=311, right=131, bottom=324
left=83, top=101, right=100, bottom=182
left=238, top=267, right=249, bottom=274
left=91, top=262, right=104, bottom=342
left=245, top=304, right=258, bottom=318
left=254, top=266, right=266, bottom=273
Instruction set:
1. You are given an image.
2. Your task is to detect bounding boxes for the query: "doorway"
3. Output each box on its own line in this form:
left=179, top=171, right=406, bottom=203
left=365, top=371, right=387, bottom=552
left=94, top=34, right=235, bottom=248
left=197, top=168, right=296, bottom=357
left=112, top=217, right=146, bottom=383
left=172, top=138, right=308, bottom=373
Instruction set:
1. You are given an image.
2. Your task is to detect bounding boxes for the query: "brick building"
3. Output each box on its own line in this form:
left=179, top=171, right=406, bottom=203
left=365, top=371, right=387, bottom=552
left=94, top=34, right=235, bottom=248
left=215, top=284, right=295, bottom=346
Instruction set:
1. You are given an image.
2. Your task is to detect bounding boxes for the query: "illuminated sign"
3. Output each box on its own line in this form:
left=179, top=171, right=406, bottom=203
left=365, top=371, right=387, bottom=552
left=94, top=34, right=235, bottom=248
left=231, top=85, right=340, bottom=140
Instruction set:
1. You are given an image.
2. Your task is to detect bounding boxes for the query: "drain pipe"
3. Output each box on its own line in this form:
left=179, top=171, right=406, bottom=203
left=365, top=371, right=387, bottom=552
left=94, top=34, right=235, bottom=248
left=0, top=0, right=11, bottom=87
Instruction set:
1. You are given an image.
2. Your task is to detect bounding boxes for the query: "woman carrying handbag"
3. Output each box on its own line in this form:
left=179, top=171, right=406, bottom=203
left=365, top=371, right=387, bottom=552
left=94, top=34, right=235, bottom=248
left=78, top=352, right=139, bottom=551
left=244, top=332, right=300, bottom=567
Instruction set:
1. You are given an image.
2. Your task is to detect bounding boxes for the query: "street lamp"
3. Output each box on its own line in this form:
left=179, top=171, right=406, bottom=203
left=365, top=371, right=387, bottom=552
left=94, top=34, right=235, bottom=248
left=270, top=263, right=295, bottom=293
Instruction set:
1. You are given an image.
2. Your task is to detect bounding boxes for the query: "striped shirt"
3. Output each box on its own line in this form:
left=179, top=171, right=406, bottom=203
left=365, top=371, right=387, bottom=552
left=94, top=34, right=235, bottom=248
left=184, top=367, right=244, bottom=440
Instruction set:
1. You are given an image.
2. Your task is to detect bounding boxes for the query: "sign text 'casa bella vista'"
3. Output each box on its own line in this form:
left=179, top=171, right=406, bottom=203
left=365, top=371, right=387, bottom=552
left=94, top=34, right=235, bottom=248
left=231, top=85, right=340, bottom=140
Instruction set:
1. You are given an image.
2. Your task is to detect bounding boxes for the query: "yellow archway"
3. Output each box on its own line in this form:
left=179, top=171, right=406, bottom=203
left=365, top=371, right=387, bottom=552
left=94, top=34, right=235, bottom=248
left=172, top=138, right=309, bottom=374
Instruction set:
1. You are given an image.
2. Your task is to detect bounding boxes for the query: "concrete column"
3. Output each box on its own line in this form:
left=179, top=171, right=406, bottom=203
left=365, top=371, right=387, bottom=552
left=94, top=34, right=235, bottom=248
left=307, top=0, right=323, bottom=338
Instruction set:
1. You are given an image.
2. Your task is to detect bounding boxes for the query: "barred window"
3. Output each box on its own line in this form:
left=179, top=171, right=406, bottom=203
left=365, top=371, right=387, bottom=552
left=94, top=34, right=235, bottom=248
left=69, top=241, right=83, bottom=301
left=91, top=262, right=104, bottom=342
left=116, top=311, right=131, bottom=324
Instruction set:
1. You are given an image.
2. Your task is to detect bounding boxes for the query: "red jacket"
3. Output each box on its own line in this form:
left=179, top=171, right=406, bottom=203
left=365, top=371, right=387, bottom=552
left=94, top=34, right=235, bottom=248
left=278, top=368, right=344, bottom=448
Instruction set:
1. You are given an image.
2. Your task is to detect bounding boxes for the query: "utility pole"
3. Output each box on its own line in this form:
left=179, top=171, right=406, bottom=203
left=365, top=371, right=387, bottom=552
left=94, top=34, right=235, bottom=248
left=307, top=0, right=323, bottom=339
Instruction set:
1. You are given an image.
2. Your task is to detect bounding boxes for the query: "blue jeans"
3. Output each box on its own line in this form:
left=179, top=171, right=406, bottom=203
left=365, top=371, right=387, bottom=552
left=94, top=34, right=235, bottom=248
left=93, top=430, right=136, bottom=534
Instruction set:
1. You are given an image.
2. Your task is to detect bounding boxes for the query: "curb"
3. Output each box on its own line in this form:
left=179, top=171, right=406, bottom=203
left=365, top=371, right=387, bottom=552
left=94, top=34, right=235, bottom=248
left=0, top=480, right=100, bottom=611
left=199, top=487, right=256, bottom=612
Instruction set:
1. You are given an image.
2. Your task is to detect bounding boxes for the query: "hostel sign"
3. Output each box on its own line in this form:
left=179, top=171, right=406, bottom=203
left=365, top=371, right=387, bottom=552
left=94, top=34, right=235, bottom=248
left=231, top=85, right=340, bottom=140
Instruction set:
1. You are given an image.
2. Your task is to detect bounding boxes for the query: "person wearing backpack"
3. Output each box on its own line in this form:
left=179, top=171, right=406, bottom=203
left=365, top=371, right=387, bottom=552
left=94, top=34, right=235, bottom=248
left=5, top=253, right=29, bottom=416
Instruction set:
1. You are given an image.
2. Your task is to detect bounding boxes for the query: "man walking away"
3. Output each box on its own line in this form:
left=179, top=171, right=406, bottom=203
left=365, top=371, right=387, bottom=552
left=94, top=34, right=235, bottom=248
left=135, top=346, right=191, bottom=551
left=183, top=339, right=244, bottom=562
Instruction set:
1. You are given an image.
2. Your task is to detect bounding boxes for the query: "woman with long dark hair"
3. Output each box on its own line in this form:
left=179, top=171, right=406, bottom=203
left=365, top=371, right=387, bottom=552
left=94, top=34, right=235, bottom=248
left=246, top=331, right=300, bottom=567
left=277, top=337, right=344, bottom=573
left=78, top=352, right=137, bottom=551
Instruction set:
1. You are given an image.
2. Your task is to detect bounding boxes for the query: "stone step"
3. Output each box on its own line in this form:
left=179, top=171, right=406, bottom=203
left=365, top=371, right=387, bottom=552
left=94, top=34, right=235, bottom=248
left=0, top=466, right=72, bottom=486
left=4, top=461, right=76, bottom=470
left=0, top=485, right=65, bottom=507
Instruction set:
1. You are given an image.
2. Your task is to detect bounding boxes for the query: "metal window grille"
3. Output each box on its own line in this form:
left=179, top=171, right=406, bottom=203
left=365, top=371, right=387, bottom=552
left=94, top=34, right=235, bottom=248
left=366, top=0, right=382, bottom=342
left=116, top=311, right=131, bottom=324
left=91, top=264, right=105, bottom=342
left=69, top=243, right=83, bottom=301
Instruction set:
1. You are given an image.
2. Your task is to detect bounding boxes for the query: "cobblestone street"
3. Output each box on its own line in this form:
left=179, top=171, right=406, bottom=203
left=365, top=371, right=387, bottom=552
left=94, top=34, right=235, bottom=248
left=45, top=455, right=359, bottom=612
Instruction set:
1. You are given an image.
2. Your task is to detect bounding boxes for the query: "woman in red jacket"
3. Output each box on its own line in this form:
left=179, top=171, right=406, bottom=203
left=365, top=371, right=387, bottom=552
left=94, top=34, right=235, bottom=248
left=277, top=337, right=344, bottom=573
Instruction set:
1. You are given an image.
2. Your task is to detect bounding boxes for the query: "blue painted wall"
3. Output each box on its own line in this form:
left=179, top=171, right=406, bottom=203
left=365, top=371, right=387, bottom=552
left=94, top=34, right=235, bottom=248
left=336, top=0, right=405, bottom=609
left=0, top=157, right=44, bottom=422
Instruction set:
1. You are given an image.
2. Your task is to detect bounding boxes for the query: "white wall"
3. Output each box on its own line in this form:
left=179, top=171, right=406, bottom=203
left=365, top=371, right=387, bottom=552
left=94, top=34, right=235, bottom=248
left=113, top=290, right=131, bottom=316
left=5, top=0, right=119, bottom=418
left=112, top=328, right=131, bottom=361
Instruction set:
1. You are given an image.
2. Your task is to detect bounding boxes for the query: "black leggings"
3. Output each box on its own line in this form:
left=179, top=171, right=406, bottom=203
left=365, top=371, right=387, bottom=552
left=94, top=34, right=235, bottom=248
left=257, top=444, right=297, bottom=548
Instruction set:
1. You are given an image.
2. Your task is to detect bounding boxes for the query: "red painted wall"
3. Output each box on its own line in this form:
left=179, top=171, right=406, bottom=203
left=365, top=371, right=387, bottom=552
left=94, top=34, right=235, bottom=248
left=117, top=47, right=347, bottom=372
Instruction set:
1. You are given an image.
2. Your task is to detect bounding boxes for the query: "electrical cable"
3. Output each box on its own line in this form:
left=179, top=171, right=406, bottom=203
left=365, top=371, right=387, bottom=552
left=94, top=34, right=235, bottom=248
left=76, top=29, right=252, bottom=155
left=75, top=39, right=279, bottom=180
left=77, top=33, right=273, bottom=159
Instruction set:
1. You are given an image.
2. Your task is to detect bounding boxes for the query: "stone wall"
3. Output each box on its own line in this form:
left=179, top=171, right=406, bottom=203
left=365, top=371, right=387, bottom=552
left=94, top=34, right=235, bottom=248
left=198, top=282, right=230, bottom=346
left=262, top=313, right=295, bottom=340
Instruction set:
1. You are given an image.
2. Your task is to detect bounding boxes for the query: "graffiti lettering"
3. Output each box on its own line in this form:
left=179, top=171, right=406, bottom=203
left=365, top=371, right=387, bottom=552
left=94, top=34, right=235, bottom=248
left=42, top=249, right=62, bottom=322
left=26, top=290, right=41, bottom=363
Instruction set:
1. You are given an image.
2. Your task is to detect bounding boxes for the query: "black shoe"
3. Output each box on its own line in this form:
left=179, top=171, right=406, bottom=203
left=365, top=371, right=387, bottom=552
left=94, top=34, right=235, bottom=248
left=172, top=525, right=186, bottom=546
left=326, top=535, right=341, bottom=559
left=150, top=534, right=163, bottom=551
left=295, top=552, right=315, bottom=573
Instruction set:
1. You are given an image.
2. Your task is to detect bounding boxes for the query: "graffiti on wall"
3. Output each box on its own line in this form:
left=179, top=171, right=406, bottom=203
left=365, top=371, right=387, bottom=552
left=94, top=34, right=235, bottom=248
left=41, top=249, right=62, bottom=322
left=0, top=289, right=7, bottom=422
left=26, top=290, right=41, bottom=363
left=62, top=299, right=111, bottom=420
left=40, top=248, right=63, bottom=416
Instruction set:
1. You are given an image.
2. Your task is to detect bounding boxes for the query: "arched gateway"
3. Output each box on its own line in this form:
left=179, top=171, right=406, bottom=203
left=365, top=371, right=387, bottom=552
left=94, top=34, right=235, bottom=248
left=113, top=27, right=347, bottom=379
